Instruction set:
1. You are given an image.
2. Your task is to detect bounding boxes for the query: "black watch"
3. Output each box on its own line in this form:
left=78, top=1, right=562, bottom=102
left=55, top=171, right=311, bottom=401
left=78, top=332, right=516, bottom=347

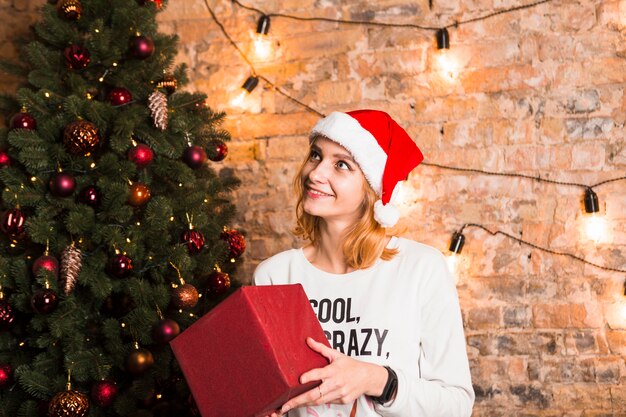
left=370, top=366, right=398, bottom=405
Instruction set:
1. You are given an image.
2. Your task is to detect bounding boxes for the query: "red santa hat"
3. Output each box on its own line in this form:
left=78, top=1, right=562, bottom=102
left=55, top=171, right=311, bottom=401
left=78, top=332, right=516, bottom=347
left=310, top=109, right=424, bottom=228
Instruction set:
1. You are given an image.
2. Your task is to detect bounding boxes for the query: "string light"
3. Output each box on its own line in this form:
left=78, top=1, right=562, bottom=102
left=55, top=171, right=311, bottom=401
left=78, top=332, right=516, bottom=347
left=211, top=0, right=553, bottom=115
left=434, top=27, right=459, bottom=80
left=231, top=75, right=259, bottom=106
left=582, top=187, right=606, bottom=244
left=253, top=15, right=273, bottom=59
left=448, top=224, right=626, bottom=273
left=446, top=231, right=465, bottom=275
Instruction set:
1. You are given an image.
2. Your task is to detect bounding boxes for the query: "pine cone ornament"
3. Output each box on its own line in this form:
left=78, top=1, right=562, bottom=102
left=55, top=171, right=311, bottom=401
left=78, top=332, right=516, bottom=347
left=148, top=90, right=168, bottom=130
left=61, top=243, right=83, bottom=295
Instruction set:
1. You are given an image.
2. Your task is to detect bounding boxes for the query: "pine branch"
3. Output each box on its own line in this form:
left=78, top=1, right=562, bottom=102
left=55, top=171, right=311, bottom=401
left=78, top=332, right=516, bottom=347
left=14, top=367, right=54, bottom=399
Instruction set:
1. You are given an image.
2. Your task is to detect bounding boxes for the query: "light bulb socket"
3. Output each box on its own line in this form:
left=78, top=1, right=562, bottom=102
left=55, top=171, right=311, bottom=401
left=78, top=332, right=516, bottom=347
left=256, top=15, right=271, bottom=35
left=241, top=76, right=259, bottom=93
left=449, top=232, right=465, bottom=254
left=584, top=188, right=599, bottom=214
left=436, top=28, right=450, bottom=49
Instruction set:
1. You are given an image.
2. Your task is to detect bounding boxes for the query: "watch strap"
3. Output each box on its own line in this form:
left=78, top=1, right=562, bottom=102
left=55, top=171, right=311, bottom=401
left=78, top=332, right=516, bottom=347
left=371, top=366, right=398, bottom=405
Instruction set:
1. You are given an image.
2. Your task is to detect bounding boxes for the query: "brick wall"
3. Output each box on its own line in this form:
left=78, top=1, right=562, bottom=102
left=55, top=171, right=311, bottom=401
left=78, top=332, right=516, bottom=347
left=2, top=0, right=626, bottom=414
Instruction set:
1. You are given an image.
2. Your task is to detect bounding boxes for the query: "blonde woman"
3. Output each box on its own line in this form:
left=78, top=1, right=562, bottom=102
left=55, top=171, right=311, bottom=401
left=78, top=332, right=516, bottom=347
left=255, top=110, right=474, bottom=417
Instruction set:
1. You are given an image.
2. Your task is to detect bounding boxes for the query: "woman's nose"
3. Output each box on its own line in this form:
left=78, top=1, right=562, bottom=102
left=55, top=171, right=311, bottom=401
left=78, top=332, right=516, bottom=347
left=308, top=161, right=331, bottom=183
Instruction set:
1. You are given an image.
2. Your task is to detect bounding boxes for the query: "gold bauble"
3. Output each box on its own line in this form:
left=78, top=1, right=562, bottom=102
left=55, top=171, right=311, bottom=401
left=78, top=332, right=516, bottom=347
left=171, top=283, right=199, bottom=310
left=57, top=0, right=82, bottom=20
left=48, top=389, right=90, bottom=417
left=63, top=120, right=100, bottom=156
left=126, top=347, right=155, bottom=375
left=157, top=74, right=178, bottom=94
left=128, top=183, right=151, bottom=207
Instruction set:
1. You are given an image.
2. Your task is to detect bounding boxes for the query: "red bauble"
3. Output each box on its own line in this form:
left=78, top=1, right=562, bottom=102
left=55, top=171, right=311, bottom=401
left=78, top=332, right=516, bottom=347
left=1, top=208, right=26, bottom=238
left=182, top=146, right=206, bottom=169
left=128, top=143, right=153, bottom=168
left=180, top=228, right=205, bottom=254
left=78, top=186, right=101, bottom=208
left=108, top=87, right=133, bottom=106
left=107, top=254, right=133, bottom=278
left=152, top=318, right=180, bottom=344
left=33, top=254, right=59, bottom=279
left=129, top=35, right=155, bottom=60
left=170, top=284, right=199, bottom=310
left=63, top=44, right=90, bottom=69
left=0, top=150, right=11, bottom=168
left=220, top=228, right=246, bottom=259
left=0, top=300, right=15, bottom=331
left=31, top=288, right=59, bottom=314
left=0, top=364, right=13, bottom=389
left=49, top=172, right=76, bottom=197
left=207, top=140, right=228, bottom=162
left=10, top=112, right=37, bottom=130
left=128, top=183, right=151, bottom=207
left=91, top=380, right=118, bottom=407
left=126, top=347, right=154, bottom=375
left=206, top=270, right=231, bottom=297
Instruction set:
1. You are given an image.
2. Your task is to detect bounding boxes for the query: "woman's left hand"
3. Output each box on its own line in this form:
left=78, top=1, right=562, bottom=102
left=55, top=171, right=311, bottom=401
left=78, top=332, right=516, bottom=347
left=279, top=337, right=388, bottom=415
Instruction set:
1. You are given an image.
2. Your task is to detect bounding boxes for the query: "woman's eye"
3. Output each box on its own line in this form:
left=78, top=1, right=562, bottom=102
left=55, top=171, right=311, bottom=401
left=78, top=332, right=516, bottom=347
left=309, top=150, right=321, bottom=160
left=336, top=161, right=350, bottom=170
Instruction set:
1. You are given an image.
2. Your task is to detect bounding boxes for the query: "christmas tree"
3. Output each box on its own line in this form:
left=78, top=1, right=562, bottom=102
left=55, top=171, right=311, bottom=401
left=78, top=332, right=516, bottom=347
left=0, top=0, right=244, bottom=415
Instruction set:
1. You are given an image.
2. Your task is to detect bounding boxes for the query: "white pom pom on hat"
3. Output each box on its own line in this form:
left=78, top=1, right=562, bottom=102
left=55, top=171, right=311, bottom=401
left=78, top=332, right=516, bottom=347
left=310, top=110, right=424, bottom=228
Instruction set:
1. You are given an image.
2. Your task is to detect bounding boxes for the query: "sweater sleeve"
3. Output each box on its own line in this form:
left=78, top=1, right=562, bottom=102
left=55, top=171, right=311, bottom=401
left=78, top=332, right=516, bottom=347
left=375, top=252, right=474, bottom=417
left=253, top=258, right=274, bottom=286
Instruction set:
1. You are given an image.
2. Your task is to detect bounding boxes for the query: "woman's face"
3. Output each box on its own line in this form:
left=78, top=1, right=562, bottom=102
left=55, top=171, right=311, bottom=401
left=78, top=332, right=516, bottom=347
left=300, top=137, right=367, bottom=224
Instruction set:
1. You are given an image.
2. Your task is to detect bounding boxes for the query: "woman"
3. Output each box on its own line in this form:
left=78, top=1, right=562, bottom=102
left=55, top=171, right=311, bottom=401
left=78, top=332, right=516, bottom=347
left=254, top=110, right=474, bottom=417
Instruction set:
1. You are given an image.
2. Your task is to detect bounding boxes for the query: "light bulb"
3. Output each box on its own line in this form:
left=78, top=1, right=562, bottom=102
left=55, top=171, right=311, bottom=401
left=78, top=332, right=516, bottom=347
left=436, top=49, right=459, bottom=80
left=231, top=76, right=259, bottom=107
left=446, top=254, right=459, bottom=274
left=253, top=36, right=273, bottom=59
left=584, top=213, right=606, bottom=244
left=231, top=91, right=247, bottom=107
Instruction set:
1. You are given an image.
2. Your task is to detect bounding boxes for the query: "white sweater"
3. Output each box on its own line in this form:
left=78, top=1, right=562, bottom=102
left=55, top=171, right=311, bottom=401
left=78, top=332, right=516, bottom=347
left=254, top=237, right=474, bottom=417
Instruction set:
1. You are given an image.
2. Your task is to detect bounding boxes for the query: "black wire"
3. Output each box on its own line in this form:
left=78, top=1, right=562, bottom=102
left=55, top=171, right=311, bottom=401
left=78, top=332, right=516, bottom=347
left=231, top=0, right=553, bottom=32
left=204, top=0, right=257, bottom=71
left=231, top=0, right=437, bottom=30
left=204, top=0, right=325, bottom=118
left=256, top=75, right=325, bottom=117
left=422, top=162, right=626, bottom=190
left=458, top=223, right=626, bottom=273
left=448, top=0, right=553, bottom=28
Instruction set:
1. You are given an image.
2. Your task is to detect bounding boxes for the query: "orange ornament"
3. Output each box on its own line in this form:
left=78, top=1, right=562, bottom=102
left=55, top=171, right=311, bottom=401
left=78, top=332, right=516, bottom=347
left=128, top=183, right=151, bottom=207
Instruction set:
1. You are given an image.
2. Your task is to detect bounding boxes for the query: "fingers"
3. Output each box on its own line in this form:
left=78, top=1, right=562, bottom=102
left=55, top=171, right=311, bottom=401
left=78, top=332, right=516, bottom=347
left=306, top=337, right=337, bottom=361
left=281, top=384, right=326, bottom=414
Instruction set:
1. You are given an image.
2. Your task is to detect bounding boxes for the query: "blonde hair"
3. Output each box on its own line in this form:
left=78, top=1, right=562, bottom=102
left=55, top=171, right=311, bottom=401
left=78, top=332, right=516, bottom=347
left=293, top=137, right=399, bottom=269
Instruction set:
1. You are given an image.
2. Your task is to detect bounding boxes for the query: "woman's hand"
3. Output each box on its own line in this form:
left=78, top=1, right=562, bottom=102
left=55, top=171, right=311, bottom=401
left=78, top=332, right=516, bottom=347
left=275, top=337, right=388, bottom=415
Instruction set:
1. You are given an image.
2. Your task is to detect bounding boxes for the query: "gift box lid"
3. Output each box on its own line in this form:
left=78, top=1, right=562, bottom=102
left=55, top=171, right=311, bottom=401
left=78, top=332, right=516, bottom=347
left=170, top=284, right=329, bottom=417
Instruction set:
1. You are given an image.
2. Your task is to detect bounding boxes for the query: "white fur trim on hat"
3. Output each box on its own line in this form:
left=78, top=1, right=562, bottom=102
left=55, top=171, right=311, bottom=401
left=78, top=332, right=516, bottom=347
left=374, top=200, right=400, bottom=228
left=310, top=112, right=387, bottom=195
left=373, top=182, right=403, bottom=228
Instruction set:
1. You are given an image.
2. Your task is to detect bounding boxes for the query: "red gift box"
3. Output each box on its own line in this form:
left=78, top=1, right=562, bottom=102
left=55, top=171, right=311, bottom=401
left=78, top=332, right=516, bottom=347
left=170, top=284, right=330, bottom=417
